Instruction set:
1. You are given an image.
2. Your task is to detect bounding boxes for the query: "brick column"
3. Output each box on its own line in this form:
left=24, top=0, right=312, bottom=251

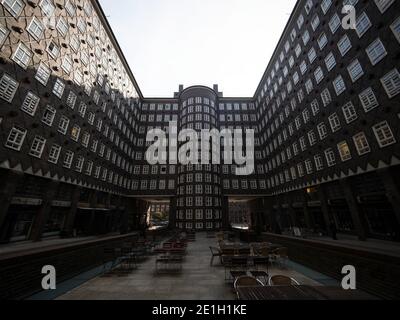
left=340, top=179, right=367, bottom=241
left=29, top=180, right=59, bottom=242
left=0, top=171, right=24, bottom=243
left=62, top=186, right=81, bottom=237
left=318, top=184, right=333, bottom=235
left=302, top=190, right=314, bottom=230
left=379, top=168, right=400, bottom=227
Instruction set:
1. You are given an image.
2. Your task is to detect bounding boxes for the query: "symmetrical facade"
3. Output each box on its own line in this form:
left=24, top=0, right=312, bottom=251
left=0, top=0, right=400, bottom=243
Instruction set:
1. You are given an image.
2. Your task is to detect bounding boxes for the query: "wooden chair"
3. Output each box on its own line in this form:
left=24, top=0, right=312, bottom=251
left=209, top=246, right=222, bottom=266
left=268, top=275, right=300, bottom=286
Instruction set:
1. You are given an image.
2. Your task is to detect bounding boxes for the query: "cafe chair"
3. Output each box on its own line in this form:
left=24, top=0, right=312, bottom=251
left=268, top=275, right=300, bottom=286
left=209, top=246, right=222, bottom=266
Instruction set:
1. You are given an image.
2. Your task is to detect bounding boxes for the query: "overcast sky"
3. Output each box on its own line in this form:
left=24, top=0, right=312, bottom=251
left=99, top=0, right=297, bottom=98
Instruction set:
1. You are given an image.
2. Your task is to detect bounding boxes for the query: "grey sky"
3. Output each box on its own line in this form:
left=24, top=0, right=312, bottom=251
left=99, top=0, right=297, bottom=98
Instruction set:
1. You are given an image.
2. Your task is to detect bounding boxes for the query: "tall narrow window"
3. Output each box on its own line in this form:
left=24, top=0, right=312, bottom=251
left=48, top=144, right=61, bottom=164
left=27, top=17, right=44, bottom=40
left=0, top=23, right=9, bottom=47
left=356, top=12, right=372, bottom=38
left=342, top=102, right=358, bottom=123
left=21, top=91, right=40, bottom=116
left=1, top=0, right=24, bottom=17
left=5, top=126, right=26, bottom=151
left=390, top=16, right=400, bottom=43
left=373, top=121, right=396, bottom=148
left=337, top=141, right=352, bottom=162
left=333, top=75, right=346, bottom=96
left=374, top=0, right=395, bottom=13
left=0, top=73, right=18, bottom=102
left=347, top=59, right=364, bottom=82
left=366, top=38, right=387, bottom=66
left=35, top=63, right=51, bottom=86
left=42, top=105, right=56, bottom=126
left=353, top=132, right=371, bottom=156
left=338, top=35, right=352, bottom=56
left=359, top=87, right=379, bottom=112
left=12, top=43, right=32, bottom=69
left=381, top=69, right=400, bottom=98
left=29, top=136, right=46, bottom=158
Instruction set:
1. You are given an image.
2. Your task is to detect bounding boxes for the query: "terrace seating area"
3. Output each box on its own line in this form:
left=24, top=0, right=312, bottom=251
left=102, top=237, right=157, bottom=277
left=154, top=232, right=191, bottom=274
left=54, top=231, right=376, bottom=300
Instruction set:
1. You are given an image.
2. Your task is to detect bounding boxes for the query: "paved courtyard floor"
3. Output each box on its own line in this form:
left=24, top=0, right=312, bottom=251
left=57, top=233, right=329, bottom=300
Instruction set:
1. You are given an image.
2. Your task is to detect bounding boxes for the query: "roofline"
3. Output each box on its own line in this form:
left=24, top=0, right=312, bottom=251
left=93, top=0, right=301, bottom=101
left=92, top=0, right=144, bottom=99
left=251, top=0, right=303, bottom=99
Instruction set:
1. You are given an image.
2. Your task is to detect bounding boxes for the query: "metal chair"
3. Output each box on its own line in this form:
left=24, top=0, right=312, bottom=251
left=250, top=256, right=270, bottom=285
left=268, top=275, right=300, bottom=286
left=234, top=276, right=264, bottom=299
left=209, top=246, right=222, bottom=266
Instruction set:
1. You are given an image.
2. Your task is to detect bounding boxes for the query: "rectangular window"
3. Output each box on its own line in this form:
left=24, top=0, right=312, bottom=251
left=366, top=38, right=387, bottom=66
left=53, top=79, right=65, bottom=98
left=359, top=87, right=379, bottom=112
left=329, top=13, right=341, bottom=34
left=29, top=136, right=46, bottom=158
left=0, top=23, right=9, bottom=47
left=35, top=62, right=51, bottom=86
left=71, top=125, right=81, bottom=141
left=317, top=32, right=328, bottom=50
left=353, top=132, right=371, bottom=156
left=56, top=17, right=68, bottom=36
left=58, top=116, right=70, bottom=135
left=27, top=17, right=44, bottom=40
left=337, top=141, right=352, bottom=162
left=314, top=67, right=324, bottom=84
left=356, top=12, right=372, bottom=38
left=347, top=59, right=364, bottom=82
left=333, top=75, right=346, bottom=96
left=325, top=149, right=336, bottom=167
left=0, top=73, right=18, bottom=102
left=325, top=52, right=336, bottom=71
left=63, top=150, right=74, bottom=169
left=1, top=0, right=24, bottom=17
left=390, top=16, right=400, bottom=43
left=315, top=155, right=324, bottom=171
left=61, top=56, right=73, bottom=74
left=328, top=113, right=341, bottom=132
left=374, top=0, right=395, bottom=13
left=42, top=105, right=56, bottom=126
left=342, top=102, right=358, bottom=123
left=321, top=0, right=332, bottom=14
left=47, top=41, right=60, bottom=59
left=373, top=121, right=396, bottom=148
left=317, top=123, right=328, bottom=140
left=381, top=69, right=400, bottom=98
left=12, top=43, right=32, bottom=69
left=48, top=144, right=61, bottom=164
left=321, top=88, right=332, bottom=106
left=21, top=91, right=40, bottom=116
left=338, top=35, right=352, bottom=56
left=66, top=91, right=77, bottom=109
left=5, top=126, right=26, bottom=151
left=311, top=14, right=320, bottom=31
left=39, top=0, right=55, bottom=17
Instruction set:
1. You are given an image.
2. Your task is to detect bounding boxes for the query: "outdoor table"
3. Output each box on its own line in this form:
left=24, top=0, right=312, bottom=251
left=236, top=285, right=378, bottom=300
